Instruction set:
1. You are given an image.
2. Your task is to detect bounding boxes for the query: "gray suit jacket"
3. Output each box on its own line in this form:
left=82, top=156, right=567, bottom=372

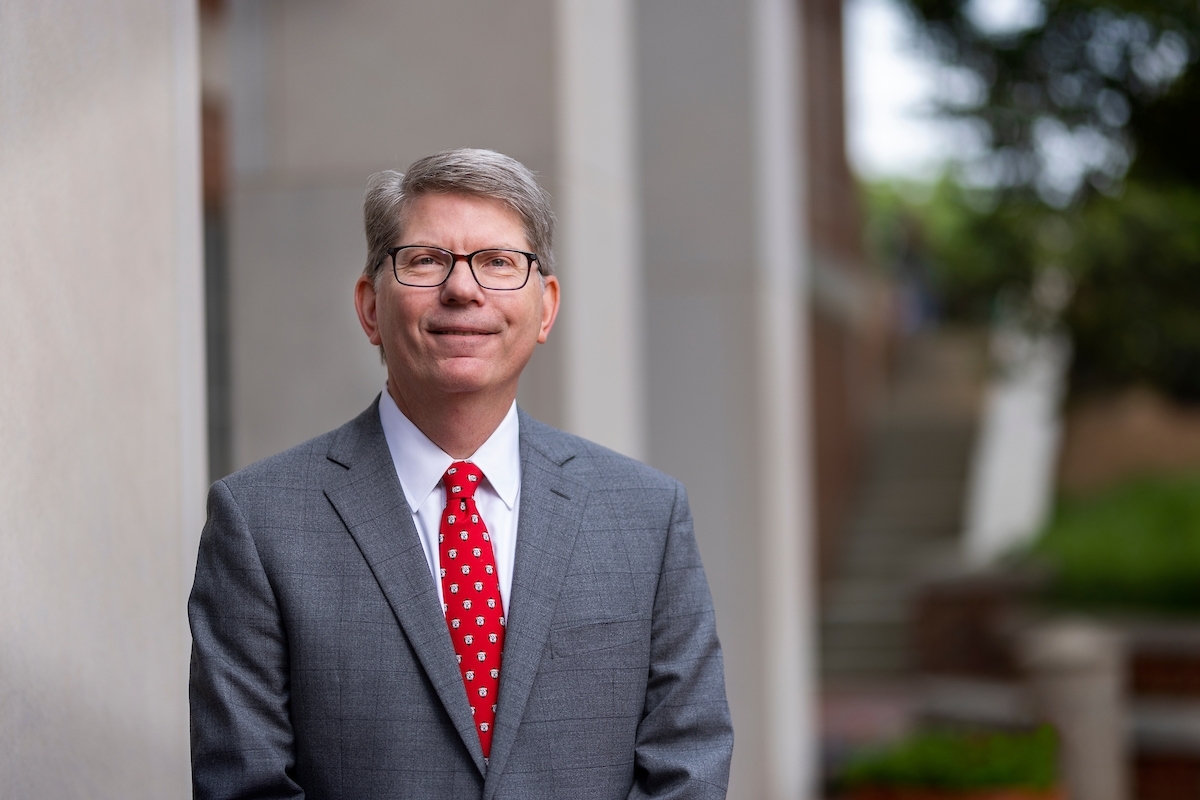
left=189, top=400, right=733, bottom=799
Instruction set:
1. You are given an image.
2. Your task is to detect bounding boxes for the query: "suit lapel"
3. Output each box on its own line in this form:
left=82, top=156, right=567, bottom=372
left=484, top=413, right=588, bottom=795
left=322, top=400, right=486, bottom=772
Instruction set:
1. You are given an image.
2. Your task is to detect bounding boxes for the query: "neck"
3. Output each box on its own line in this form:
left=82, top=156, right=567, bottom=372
left=386, top=378, right=514, bottom=459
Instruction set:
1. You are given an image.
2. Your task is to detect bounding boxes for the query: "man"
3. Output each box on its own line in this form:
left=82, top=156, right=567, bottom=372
left=189, top=148, right=733, bottom=799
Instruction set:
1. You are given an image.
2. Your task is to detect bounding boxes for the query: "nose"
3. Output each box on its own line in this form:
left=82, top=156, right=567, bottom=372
left=440, top=255, right=484, bottom=303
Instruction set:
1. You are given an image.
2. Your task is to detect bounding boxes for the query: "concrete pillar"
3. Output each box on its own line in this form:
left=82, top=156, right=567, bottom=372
left=1021, top=621, right=1129, bottom=800
left=556, top=0, right=646, bottom=459
left=638, top=1, right=816, bottom=797
left=0, top=0, right=204, bottom=795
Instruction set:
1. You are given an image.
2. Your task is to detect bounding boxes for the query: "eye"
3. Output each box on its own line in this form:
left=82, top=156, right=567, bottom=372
left=476, top=251, right=522, bottom=270
left=399, top=248, right=450, bottom=269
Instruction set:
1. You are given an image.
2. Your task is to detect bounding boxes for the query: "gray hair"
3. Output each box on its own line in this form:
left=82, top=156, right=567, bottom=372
left=363, top=148, right=556, bottom=283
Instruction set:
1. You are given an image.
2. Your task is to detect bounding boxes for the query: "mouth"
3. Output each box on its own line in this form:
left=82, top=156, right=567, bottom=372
left=428, top=325, right=497, bottom=337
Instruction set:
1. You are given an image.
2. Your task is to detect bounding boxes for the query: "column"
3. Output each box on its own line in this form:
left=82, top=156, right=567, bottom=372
left=0, top=0, right=204, bottom=794
left=638, top=0, right=816, bottom=797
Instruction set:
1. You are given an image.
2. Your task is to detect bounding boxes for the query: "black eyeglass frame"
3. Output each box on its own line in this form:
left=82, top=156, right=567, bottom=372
left=384, top=245, right=542, bottom=291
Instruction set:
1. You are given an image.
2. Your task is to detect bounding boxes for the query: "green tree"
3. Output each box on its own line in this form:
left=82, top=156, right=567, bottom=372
left=900, top=0, right=1200, bottom=197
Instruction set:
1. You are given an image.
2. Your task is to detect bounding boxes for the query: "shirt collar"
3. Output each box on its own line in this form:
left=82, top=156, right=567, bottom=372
left=378, top=389, right=521, bottom=512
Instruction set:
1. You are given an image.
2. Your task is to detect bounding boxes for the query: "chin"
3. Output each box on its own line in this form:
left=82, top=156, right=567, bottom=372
left=429, top=367, right=500, bottom=397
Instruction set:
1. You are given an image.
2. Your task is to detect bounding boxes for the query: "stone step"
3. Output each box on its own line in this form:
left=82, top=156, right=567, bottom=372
left=820, top=627, right=910, bottom=654
left=861, top=451, right=974, bottom=483
left=846, top=489, right=965, bottom=521
left=848, top=521, right=964, bottom=542
left=840, top=518, right=960, bottom=542
left=825, top=577, right=910, bottom=602
left=865, top=442, right=975, bottom=475
left=820, top=620, right=909, bottom=651
left=820, top=643, right=911, bottom=677
left=821, top=599, right=910, bottom=627
left=835, top=540, right=961, bottom=577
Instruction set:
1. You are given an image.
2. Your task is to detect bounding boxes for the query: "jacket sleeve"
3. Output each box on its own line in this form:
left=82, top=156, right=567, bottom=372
left=628, top=482, right=734, bottom=799
left=189, top=479, right=304, bottom=800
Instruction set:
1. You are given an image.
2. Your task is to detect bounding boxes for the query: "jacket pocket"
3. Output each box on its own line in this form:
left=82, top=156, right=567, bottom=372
left=550, top=617, right=645, bottom=658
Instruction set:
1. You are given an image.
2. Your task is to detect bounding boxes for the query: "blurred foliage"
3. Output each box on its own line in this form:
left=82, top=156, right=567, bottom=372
left=861, top=178, right=1038, bottom=322
left=1030, top=471, right=1200, bottom=613
left=863, top=178, right=1200, bottom=401
left=898, top=0, right=1200, bottom=196
left=836, top=726, right=1058, bottom=791
left=1066, top=184, right=1200, bottom=399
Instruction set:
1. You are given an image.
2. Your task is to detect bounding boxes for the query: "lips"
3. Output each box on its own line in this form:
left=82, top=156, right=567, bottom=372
left=427, top=323, right=498, bottom=337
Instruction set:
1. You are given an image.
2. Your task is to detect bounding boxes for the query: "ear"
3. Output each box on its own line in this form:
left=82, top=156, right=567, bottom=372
left=355, top=274, right=383, bottom=346
left=537, top=274, right=560, bottom=344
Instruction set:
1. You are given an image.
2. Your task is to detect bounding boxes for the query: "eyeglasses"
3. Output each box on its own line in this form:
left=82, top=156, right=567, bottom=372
left=385, top=245, right=541, bottom=291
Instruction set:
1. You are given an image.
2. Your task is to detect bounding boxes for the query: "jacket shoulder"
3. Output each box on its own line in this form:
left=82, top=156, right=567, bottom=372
left=217, top=400, right=379, bottom=494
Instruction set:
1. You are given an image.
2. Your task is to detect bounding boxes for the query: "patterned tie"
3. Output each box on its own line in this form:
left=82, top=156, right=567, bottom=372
left=439, top=461, right=506, bottom=759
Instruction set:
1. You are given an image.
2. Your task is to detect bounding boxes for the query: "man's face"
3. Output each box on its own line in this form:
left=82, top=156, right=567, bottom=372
left=355, top=192, right=559, bottom=414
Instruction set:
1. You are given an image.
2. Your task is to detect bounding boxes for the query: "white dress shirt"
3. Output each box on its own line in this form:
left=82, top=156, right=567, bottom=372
left=378, top=389, right=521, bottom=611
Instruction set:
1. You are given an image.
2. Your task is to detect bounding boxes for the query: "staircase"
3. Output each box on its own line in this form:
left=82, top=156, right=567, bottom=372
left=820, top=329, right=986, bottom=683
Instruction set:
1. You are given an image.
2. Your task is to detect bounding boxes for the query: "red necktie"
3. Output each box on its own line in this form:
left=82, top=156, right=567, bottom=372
left=439, top=461, right=506, bottom=758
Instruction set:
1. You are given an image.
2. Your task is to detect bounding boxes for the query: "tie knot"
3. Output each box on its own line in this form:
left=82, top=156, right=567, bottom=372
left=444, top=461, right=484, bottom=500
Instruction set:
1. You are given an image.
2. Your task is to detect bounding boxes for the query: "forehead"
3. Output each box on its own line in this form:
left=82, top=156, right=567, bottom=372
left=400, top=192, right=528, bottom=249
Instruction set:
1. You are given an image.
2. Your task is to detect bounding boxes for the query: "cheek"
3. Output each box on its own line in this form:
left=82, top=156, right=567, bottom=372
left=383, top=298, right=420, bottom=336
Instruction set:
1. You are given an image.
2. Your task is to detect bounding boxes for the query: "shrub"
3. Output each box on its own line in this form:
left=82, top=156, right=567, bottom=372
left=1031, top=472, right=1200, bottom=613
left=836, top=726, right=1058, bottom=792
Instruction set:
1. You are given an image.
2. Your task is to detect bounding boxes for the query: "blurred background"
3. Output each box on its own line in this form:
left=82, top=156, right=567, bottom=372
left=3, top=0, right=1199, bottom=798
left=827, top=2, right=1200, bottom=800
